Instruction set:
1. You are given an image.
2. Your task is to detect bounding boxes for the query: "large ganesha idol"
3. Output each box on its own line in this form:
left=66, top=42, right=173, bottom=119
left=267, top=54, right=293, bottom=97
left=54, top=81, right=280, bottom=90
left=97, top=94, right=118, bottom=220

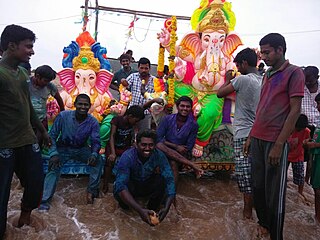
left=158, top=0, right=242, bottom=156
left=58, top=31, right=130, bottom=122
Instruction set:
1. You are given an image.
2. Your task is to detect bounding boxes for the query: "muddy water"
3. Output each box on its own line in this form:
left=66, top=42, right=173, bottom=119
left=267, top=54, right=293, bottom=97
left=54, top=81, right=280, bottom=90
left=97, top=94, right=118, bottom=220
left=5, top=170, right=320, bottom=240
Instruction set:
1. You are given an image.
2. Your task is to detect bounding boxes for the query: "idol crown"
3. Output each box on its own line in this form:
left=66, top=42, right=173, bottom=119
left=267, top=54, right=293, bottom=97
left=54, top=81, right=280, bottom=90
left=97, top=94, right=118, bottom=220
left=197, top=5, right=229, bottom=33
left=73, top=45, right=101, bottom=72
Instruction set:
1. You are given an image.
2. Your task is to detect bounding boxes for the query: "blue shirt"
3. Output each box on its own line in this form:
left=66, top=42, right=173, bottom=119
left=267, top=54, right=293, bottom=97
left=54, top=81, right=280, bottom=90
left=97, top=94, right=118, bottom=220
left=49, top=110, right=101, bottom=158
left=157, top=113, right=199, bottom=151
left=113, top=148, right=176, bottom=197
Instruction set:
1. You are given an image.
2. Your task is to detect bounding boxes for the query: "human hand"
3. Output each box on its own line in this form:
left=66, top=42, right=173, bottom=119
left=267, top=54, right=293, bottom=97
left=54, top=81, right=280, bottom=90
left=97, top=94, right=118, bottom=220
left=225, top=69, right=236, bottom=83
left=87, top=155, right=97, bottom=167
left=176, top=145, right=188, bottom=155
left=140, top=83, right=147, bottom=97
left=42, top=132, right=52, bottom=148
left=243, top=137, right=251, bottom=157
left=120, top=79, right=129, bottom=87
left=268, top=142, right=283, bottom=166
left=48, top=155, right=60, bottom=171
left=139, top=209, right=154, bottom=226
left=108, top=154, right=116, bottom=163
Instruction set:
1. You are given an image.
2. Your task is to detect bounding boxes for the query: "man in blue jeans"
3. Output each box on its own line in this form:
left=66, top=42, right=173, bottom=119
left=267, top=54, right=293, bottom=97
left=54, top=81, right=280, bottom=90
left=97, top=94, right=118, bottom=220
left=39, top=94, right=103, bottom=210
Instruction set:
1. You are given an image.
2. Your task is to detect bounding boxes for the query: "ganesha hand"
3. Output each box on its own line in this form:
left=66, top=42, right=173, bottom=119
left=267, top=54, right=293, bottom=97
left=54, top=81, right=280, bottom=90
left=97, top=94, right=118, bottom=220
left=193, top=103, right=202, bottom=117
left=157, top=28, right=170, bottom=47
left=174, top=58, right=186, bottom=81
left=120, top=89, right=132, bottom=103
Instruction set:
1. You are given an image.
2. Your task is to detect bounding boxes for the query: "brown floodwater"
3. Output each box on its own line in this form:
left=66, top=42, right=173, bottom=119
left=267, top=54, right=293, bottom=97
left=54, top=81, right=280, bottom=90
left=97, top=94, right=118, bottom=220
left=4, top=169, right=320, bottom=240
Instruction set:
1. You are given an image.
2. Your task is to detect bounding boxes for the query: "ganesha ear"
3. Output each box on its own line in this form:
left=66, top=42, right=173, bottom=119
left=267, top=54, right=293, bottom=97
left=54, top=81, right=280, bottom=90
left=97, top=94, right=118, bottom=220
left=58, top=68, right=76, bottom=94
left=95, top=69, right=113, bottom=94
left=222, top=33, right=243, bottom=57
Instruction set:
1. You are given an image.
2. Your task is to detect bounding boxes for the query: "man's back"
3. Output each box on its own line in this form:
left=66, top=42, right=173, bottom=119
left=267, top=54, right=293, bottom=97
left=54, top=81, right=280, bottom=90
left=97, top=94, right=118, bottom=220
left=232, top=73, right=262, bottom=139
left=0, top=66, right=37, bottom=148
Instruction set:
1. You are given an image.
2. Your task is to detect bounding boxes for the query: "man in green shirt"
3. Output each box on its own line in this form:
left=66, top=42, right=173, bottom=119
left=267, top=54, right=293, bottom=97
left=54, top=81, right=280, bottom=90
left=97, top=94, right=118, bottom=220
left=0, top=24, right=50, bottom=239
left=109, top=53, right=137, bottom=100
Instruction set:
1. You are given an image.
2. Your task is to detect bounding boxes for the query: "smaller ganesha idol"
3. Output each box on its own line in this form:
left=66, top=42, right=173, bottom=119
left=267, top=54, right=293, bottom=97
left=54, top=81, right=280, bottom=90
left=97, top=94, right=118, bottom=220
left=58, top=31, right=114, bottom=122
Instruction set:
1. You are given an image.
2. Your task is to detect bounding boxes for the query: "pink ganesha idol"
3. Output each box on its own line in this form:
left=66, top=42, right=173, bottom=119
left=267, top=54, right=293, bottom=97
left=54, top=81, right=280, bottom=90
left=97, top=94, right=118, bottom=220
left=158, top=0, right=242, bottom=156
left=58, top=31, right=117, bottom=122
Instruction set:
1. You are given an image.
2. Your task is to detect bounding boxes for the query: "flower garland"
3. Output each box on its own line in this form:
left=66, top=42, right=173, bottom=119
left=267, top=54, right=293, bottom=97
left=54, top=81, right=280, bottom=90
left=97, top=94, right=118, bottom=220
left=167, top=16, right=177, bottom=107
left=157, top=44, right=165, bottom=78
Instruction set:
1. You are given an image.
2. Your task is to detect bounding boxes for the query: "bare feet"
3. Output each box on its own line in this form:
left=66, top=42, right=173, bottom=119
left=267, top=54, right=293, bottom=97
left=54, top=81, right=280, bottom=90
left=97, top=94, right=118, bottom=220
left=254, top=225, right=269, bottom=239
left=86, top=192, right=94, bottom=204
left=193, top=165, right=204, bottom=179
left=17, top=210, right=31, bottom=228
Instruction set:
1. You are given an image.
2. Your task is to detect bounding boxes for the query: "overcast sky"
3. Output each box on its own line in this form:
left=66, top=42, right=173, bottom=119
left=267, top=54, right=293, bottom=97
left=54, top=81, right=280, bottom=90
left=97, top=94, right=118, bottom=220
left=1, top=0, right=319, bottom=71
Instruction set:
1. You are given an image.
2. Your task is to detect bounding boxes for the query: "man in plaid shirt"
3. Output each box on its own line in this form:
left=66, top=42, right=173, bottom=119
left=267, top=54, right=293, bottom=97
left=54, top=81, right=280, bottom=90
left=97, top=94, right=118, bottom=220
left=122, top=57, right=155, bottom=131
left=302, top=66, right=320, bottom=128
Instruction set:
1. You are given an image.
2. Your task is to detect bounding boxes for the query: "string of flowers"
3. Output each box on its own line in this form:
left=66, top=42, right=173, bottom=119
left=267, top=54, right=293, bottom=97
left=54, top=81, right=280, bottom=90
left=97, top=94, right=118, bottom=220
left=167, top=16, right=177, bottom=107
left=157, top=44, right=165, bottom=77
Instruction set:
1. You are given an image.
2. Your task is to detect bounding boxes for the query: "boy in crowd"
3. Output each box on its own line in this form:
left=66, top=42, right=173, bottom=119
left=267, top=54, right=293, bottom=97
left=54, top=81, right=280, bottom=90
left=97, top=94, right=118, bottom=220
left=102, top=105, right=145, bottom=193
left=306, top=93, right=320, bottom=224
left=110, top=54, right=137, bottom=101
left=28, top=65, right=65, bottom=146
left=287, top=114, right=310, bottom=201
left=113, top=130, right=175, bottom=225
left=39, top=94, right=103, bottom=210
left=0, top=24, right=50, bottom=239
left=244, top=33, right=305, bottom=239
left=217, top=48, right=262, bottom=219
left=156, top=96, right=203, bottom=184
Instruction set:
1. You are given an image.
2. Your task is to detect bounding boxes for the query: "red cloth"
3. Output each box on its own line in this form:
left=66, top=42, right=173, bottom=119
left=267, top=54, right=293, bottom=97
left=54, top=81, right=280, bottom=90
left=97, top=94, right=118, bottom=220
left=288, top=128, right=310, bottom=162
left=250, top=61, right=305, bottom=142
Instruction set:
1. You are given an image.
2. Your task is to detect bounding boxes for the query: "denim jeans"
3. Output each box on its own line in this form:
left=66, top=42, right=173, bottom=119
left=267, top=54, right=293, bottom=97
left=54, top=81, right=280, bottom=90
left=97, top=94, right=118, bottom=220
left=0, top=144, right=43, bottom=239
left=42, top=147, right=103, bottom=203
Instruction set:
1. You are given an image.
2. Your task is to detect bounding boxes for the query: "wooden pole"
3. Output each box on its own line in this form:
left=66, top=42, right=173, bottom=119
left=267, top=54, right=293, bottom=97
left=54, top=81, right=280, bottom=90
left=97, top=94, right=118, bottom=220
left=94, top=0, right=99, bottom=41
left=83, top=0, right=89, bottom=32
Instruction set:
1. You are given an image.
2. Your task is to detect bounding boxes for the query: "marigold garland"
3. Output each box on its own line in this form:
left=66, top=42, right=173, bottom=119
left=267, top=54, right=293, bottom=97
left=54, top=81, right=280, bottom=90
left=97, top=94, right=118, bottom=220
left=157, top=44, right=165, bottom=78
left=167, top=16, right=177, bottom=107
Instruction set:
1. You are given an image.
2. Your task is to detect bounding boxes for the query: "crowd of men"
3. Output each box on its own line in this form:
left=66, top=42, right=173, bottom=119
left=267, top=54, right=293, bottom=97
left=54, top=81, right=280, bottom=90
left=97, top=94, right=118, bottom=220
left=0, top=24, right=319, bottom=240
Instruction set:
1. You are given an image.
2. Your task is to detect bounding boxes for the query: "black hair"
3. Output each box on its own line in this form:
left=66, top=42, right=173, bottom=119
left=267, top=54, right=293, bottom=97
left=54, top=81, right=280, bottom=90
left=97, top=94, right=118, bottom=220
left=125, top=105, right=145, bottom=120
left=120, top=53, right=131, bottom=62
left=295, top=114, right=308, bottom=129
left=234, top=48, right=258, bottom=67
left=138, top=57, right=151, bottom=68
left=304, top=66, right=319, bottom=77
left=259, top=33, right=286, bottom=54
left=315, top=92, right=320, bottom=103
left=164, top=65, right=169, bottom=75
left=136, top=129, right=157, bottom=144
left=35, top=65, right=56, bottom=80
left=75, top=93, right=91, bottom=105
left=126, top=49, right=133, bottom=55
left=175, top=96, right=193, bottom=107
left=1, top=24, right=36, bottom=51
